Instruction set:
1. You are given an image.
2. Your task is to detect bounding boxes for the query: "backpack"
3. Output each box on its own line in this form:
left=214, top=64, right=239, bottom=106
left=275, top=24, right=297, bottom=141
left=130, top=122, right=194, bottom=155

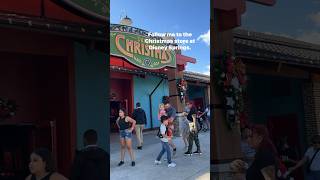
left=157, top=126, right=168, bottom=138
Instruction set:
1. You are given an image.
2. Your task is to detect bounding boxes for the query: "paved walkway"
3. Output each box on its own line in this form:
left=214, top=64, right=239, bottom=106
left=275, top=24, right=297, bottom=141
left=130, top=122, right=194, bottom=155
left=110, top=130, right=210, bottom=180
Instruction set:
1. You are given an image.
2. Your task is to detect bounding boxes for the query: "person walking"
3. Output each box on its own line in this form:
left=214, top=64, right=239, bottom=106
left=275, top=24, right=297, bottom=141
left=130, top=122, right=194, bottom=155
left=181, top=103, right=191, bottom=150
left=288, top=135, right=320, bottom=180
left=184, top=102, right=190, bottom=113
left=164, top=102, right=177, bottom=157
left=184, top=101, right=202, bottom=156
left=26, top=148, right=68, bottom=180
left=132, top=102, right=147, bottom=150
left=116, top=108, right=136, bottom=167
left=70, top=129, right=108, bottom=180
left=230, top=125, right=278, bottom=180
left=154, top=115, right=176, bottom=168
left=202, top=105, right=210, bottom=130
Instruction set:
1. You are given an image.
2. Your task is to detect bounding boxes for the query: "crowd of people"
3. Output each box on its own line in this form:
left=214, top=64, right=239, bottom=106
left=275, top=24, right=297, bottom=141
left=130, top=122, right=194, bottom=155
left=25, top=100, right=320, bottom=180
left=231, top=124, right=320, bottom=180
left=114, top=100, right=210, bottom=168
left=24, top=100, right=210, bottom=179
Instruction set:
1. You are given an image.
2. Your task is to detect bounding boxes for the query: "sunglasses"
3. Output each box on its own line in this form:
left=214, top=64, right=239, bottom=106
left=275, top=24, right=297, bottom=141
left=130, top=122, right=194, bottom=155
left=313, top=142, right=320, bottom=144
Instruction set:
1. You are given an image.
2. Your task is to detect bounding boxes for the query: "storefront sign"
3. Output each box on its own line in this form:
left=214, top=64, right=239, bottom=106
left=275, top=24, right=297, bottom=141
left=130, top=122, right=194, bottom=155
left=52, top=0, right=108, bottom=22
left=111, top=25, right=176, bottom=69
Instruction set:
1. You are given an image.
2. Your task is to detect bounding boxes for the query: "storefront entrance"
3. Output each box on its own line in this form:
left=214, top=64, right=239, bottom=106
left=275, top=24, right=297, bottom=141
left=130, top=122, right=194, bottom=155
left=187, top=84, right=207, bottom=110
left=0, top=125, right=36, bottom=180
left=0, top=52, right=72, bottom=177
left=110, top=77, right=132, bottom=132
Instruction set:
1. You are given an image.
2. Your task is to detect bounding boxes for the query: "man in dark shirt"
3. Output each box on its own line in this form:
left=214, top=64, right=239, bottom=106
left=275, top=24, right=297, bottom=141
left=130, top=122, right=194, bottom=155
left=246, top=148, right=276, bottom=180
left=132, top=102, right=147, bottom=149
left=184, top=101, right=201, bottom=156
left=70, top=129, right=109, bottom=180
left=231, top=125, right=277, bottom=180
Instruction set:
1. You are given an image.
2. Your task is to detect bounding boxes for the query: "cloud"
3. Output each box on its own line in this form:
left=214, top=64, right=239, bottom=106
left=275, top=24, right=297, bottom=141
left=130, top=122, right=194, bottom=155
left=296, top=31, right=320, bottom=45
left=309, top=12, right=320, bottom=26
left=187, top=65, right=210, bottom=76
left=197, top=29, right=210, bottom=46
left=198, top=65, right=210, bottom=76
left=203, top=65, right=210, bottom=76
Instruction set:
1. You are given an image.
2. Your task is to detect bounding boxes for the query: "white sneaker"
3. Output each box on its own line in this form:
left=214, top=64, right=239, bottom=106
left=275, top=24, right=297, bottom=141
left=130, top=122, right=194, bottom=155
left=154, top=160, right=161, bottom=165
left=168, top=162, right=176, bottom=168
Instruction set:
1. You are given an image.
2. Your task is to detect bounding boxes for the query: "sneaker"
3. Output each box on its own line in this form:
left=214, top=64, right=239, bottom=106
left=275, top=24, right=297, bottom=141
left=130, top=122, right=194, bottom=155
left=154, top=160, right=161, bottom=165
left=193, top=150, right=202, bottom=155
left=118, top=161, right=124, bottom=166
left=168, top=162, right=176, bottom=168
left=137, top=146, right=142, bottom=150
left=131, top=161, right=135, bottom=166
left=184, top=151, right=193, bottom=156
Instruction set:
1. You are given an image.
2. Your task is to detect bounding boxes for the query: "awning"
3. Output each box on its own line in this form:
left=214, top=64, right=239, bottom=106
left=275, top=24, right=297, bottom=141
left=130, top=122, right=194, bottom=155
left=234, top=29, right=320, bottom=68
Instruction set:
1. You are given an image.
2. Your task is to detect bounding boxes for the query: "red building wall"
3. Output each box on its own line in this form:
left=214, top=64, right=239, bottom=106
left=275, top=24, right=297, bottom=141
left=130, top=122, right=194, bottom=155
left=0, top=0, right=98, bottom=25
left=0, top=28, right=75, bottom=176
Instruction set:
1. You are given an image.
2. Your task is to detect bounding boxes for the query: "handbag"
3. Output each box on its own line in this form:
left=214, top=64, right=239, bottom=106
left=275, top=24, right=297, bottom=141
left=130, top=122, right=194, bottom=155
left=188, top=114, right=197, bottom=132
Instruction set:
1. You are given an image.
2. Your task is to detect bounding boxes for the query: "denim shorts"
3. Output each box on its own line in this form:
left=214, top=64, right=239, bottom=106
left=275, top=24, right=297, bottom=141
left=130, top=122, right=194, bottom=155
left=120, top=129, right=132, bottom=139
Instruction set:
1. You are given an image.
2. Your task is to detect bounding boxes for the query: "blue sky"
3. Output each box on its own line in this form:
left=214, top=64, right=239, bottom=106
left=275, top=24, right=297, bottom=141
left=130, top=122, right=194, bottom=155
left=110, top=0, right=210, bottom=75
left=241, top=0, right=320, bottom=44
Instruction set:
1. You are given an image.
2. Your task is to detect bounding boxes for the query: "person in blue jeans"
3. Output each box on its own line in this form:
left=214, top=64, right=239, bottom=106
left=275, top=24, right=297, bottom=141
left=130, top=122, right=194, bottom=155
left=155, top=115, right=176, bottom=168
left=116, top=108, right=136, bottom=167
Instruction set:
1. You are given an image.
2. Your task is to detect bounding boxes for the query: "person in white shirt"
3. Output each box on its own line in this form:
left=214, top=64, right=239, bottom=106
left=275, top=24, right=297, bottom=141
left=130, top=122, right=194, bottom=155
left=201, top=105, right=210, bottom=130
left=289, top=135, right=320, bottom=180
left=154, top=115, right=176, bottom=168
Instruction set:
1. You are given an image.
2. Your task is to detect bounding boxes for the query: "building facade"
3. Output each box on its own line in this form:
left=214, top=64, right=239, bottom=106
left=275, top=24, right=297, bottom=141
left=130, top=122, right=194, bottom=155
left=0, top=1, right=108, bottom=178
left=110, top=23, right=210, bottom=132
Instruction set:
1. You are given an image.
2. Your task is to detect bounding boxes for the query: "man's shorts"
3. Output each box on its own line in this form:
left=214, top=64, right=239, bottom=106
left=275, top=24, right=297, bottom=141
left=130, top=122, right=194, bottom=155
left=120, top=129, right=132, bottom=139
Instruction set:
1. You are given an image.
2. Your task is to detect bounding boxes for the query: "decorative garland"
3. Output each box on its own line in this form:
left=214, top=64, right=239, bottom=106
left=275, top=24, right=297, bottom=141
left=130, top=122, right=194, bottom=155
left=0, top=98, right=17, bottom=121
left=177, top=78, right=187, bottom=103
left=214, top=52, right=247, bottom=129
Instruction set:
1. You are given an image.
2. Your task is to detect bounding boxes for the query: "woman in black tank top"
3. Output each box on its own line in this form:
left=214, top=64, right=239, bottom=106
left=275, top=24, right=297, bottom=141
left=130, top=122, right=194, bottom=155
left=26, top=148, right=68, bottom=180
left=116, top=108, right=136, bottom=167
